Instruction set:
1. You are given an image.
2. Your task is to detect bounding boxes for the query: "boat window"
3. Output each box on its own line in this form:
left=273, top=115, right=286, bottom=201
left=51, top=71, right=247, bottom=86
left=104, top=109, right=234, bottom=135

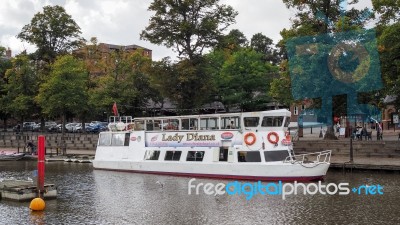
left=134, top=120, right=145, bottom=130
left=162, top=119, right=179, bottom=130
left=200, top=117, right=218, bottom=130
left=99, top=133, right=111, bottom=146
left=261, top=116, right=284, bottom=127
left=145, top=120, right=161, bottom=131
left=244, top=117, right=259, bottom=127
left=144, top=150, right=161, bottom=160
left=164, top=151, right=182, bottom=161
left=237, top=151, right=261, bottom=162
left=221, top=116, right=240, bottom=129
left=111, top=133, right=125, bottom=146
left=219, top=147, right=228, bottom=161
left=186, top=151, right=205, bottom=161
left=264, top=150, right=290, bottom=162
left=181, top=118, right=198, bottom=130
left=284, top=117, right=291, bottom=127
left=124, top=133, right=130, bottom=146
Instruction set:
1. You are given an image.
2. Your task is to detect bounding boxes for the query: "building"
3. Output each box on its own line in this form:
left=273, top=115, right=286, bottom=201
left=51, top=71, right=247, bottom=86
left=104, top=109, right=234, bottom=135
left=98, top=43, right=152, bottom=59
left=1, top=48, right=11, bottom=60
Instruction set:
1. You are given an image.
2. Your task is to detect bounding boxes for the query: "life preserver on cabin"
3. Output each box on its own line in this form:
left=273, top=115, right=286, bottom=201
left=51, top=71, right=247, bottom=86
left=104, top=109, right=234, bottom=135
left=267, top=132, right=279, bottom=145
left=244, top=133, right=256, bottom=145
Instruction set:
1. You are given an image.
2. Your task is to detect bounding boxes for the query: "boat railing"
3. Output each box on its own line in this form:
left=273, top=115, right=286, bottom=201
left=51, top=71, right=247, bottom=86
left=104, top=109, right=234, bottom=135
left=284, top=150, right=331, bottom=165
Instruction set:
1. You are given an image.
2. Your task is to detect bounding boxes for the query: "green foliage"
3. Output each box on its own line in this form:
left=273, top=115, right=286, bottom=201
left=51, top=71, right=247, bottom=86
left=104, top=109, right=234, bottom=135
left=269, top=60, right=293, bottom=106
left=18, top=5, right=84, bottom=63
left=149, top=57, right=214, bottom=112
left=36, top=55, right=88, bottom=118
left=378, top=22, right=400, bottom=107
left=250, top=33, right=280, bottom=65
left=89, top=50, right=157, bottom=116
left=372, top=0, right=400, bottom=25
left=215, top=29, right=248, bottom=52
left=141, top=0, right=238, bottom=60
left=218, top=48, right=277, bottom=111
left=1, top=54, right=37, bottom=119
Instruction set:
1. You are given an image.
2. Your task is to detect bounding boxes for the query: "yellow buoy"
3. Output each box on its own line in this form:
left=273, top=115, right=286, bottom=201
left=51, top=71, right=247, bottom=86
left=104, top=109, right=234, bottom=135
left=30, top=198, right=46, bottom=211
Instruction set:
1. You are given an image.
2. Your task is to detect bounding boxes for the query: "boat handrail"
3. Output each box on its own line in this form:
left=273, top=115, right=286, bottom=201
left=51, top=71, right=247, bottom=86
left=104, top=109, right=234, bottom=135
left=284, top=150, right=331, bottom=165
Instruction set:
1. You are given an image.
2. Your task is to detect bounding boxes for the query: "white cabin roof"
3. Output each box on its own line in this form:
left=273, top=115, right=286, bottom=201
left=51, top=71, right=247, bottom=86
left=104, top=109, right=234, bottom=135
left=134, top=109, right=291, bottom=121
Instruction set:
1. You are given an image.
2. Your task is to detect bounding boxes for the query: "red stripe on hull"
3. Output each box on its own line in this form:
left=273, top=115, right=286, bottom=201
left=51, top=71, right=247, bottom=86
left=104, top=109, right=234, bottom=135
left=94, top=168, right=324, bottom=182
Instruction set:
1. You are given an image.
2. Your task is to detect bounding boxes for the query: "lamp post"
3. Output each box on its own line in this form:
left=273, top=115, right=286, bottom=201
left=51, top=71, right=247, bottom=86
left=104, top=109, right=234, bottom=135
left=349, top=126, right=354, bottom=163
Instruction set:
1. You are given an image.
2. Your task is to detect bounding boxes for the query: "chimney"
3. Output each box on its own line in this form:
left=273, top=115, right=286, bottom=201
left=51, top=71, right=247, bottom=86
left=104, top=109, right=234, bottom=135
left=6, top=48, right=11, bottom=58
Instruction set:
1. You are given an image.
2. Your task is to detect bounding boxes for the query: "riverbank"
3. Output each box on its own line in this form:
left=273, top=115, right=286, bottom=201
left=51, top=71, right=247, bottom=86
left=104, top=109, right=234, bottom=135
left=1, top=129, right=400, bottom=171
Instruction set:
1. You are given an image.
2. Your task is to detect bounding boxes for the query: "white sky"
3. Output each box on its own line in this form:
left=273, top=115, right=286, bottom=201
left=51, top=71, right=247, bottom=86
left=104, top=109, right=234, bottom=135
left=0, top=0, right=373, bottom=61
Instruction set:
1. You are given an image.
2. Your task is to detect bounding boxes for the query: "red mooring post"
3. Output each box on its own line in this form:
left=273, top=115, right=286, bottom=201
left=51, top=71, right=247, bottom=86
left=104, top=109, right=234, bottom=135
left=37, top=135, right=45, bottom=197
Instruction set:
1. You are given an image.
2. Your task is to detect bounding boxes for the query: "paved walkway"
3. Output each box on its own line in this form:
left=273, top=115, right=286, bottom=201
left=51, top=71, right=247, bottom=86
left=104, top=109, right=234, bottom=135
left=298, top=126, right=400, bottom=141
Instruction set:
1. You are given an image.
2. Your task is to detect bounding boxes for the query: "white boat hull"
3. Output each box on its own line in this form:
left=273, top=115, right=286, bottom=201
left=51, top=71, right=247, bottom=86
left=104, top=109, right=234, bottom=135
left=93, top=159, right=330, bottom=181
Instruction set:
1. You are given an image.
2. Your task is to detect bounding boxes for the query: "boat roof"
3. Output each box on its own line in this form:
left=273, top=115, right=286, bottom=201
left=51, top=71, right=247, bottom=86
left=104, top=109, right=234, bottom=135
left=134, top=109, right=291, bottom=120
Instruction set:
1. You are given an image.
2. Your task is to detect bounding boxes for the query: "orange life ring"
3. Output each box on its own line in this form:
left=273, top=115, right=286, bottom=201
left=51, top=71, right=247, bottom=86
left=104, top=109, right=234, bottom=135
left=244, top=133, right=256, bottom=145
left=267, top=132, right=279, bottom=145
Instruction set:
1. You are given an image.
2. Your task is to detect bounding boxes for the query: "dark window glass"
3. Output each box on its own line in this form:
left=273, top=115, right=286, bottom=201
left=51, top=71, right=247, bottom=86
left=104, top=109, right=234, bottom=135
left=164, top=151, right=182, bottom=161
left=219, top=148, right=228, bottom=161
left=244, top=117, right=259, bottom=127
left=124, top=133, right=130, bottom=146
left=237, top=151, right=261, bottom=162
left=186, top=151, right=205, bottom=161
left=144, top=150, right=160, bottom=160
left=261, top=116, right=284, bottom=127
left=264, top=150, right=290, bottom=162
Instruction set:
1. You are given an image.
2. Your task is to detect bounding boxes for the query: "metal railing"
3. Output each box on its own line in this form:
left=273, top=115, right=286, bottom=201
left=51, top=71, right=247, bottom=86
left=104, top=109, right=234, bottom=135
left=284, top=150, right=331, bottom=165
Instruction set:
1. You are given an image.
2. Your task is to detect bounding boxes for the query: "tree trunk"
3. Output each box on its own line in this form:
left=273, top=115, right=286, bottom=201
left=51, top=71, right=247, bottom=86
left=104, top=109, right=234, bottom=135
left=323, top=125, right=338, bottom=140
left=3, top=118, right=7, bottom=132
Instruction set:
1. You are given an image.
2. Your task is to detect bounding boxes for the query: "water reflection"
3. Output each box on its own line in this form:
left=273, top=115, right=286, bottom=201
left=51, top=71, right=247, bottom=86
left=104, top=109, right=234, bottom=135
left=1, top=161, right=400, bottom=224
left=30, top=211, right=45, bottom=225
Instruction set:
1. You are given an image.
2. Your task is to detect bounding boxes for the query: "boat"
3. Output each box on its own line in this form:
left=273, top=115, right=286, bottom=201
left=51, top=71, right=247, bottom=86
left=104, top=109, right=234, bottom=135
left=0, top=152, right=25, bottom=161
left=93, top=109, right=331, bottom=181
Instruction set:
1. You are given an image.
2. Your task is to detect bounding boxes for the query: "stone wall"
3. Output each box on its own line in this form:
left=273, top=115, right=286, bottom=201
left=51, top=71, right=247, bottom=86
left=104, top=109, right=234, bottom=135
left=293, top=140, right=400, bottom=158
left=0, top=132, right=98, bottom=151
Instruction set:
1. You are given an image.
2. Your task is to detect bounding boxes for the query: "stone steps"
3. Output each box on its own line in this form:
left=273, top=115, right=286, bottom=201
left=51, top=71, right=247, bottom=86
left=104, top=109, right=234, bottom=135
left=294, top=140, right=400, bottom=158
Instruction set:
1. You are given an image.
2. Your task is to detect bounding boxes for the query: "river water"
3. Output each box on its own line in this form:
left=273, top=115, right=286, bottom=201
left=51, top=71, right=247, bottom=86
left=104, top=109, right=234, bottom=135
left=0, top=161, right=399, bottom=225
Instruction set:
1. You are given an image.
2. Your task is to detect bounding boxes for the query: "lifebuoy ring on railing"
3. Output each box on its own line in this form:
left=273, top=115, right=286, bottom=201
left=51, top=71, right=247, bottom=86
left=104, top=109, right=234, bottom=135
left=244, top=133, right=256, bottom=145
left=267, top=132, right=279, bottom=145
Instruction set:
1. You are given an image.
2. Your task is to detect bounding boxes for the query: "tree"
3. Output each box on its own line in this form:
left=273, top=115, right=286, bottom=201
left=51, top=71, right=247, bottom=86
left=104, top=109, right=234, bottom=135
left=89, top=49, right=157, bottom=117
left=36, top=55, right=88, bottom=149
left=18, top=5, right=84, bottom=63
left=282, top=0, right=371, bottom=34
left=372, top=0, right=400, bottom=25
left=378, top=22, right=400, bottom=108
left=250, top=33, right=280, bottom=65
left=1, top=54, right=37, bottom=124
left=280, top=0, right=374, bottom=139
left=141, top=0, right=238, bottom=61
left=0, top=47, right=13, bottom=129
left=215, top=29, right=248, bottom=52
left=269, top=60, right=293, bottom=106
left=149, top=57, right=214, bottom=112
left=218, top=48, right=277, bottom=112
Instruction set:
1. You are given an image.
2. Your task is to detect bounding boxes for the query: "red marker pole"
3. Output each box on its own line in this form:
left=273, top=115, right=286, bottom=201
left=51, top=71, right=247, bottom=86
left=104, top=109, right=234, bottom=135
left=37, top=135, right=45, bottom=197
